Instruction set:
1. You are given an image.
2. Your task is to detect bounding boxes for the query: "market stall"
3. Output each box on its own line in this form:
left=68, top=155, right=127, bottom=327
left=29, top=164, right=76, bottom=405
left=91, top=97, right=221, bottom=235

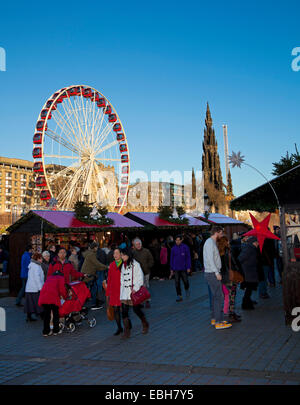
left=230, top=164, right=300, bottom=324
left=7, top=210, right=143, bottom=295
left=195, top=213, right=250, bottom=239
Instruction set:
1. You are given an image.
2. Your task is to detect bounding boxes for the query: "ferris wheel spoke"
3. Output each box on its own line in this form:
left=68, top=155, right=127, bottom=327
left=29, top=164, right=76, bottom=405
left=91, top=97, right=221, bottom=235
left=95, top=140, right=119, bottom=156
left=58, top=100, right=88, bottom=150
left=92, top=106, right=109, bottom=148
left=45, top=129, right=80, bottom=155
left=93, top=122, right=114, bottom=154
left=93, top=161, right=110, bottom=201
left=79, top=88, right=90, bottom=148
left=64, top=94, right=89, bottom=150
left=44, top=154, right=79, bottom=159
left=82, top=159, right=95, bottom=197
left=52, top=109, right=83, bottom=151
left=47, top=161, right=80, bottom=182
left=57, top=165, right=86, bottom=208
left=95, top=157, right=121, bottom=162
left=89, top=104, right=103, bottom=149
left=90, top=97, right=98, bottom=149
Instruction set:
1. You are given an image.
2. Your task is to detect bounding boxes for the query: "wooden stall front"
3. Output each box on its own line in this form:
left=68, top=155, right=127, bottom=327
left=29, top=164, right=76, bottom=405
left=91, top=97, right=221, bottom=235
left=7, top=210, right=143, bottom=296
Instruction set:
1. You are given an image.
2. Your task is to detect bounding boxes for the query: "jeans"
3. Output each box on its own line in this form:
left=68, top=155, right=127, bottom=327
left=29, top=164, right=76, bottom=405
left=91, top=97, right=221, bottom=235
left=16, top=278, right=27, bottom=305
left=144, top=274, right=151, bottom=302
left=205, top=272, right=224, bottom=323
left=174, top=270, right=189, bottom=296
left=96, top=270, right=105, bottom=301
left=207, top=283, right=212, bottom=310
left=267, top=265, right=275, bottom=285
left=275, top=257, right=283, bottom=281
left=258, top=265, right=270, bottom=296
left=87, top=277, right=98, bottom=306
left=0, top=260, right=8, bottom=273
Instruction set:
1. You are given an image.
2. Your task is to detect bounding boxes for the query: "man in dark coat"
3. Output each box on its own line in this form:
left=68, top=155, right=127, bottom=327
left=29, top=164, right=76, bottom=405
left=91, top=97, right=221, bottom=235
left=238, top=236, right=259, bottom=310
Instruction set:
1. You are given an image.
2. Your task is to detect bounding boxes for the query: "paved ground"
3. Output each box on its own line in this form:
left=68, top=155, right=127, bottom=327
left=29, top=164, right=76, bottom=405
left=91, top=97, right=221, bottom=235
left=0, top=271, right=300, bottom=385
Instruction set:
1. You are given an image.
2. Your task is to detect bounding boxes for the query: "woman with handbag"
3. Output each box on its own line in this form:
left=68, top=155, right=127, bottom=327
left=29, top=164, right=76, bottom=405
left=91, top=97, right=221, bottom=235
left=105, top=248, right=123, bottom=336
left=217, top=236, right=242, bottom=323
left=120, top=248, right=149, bottom=338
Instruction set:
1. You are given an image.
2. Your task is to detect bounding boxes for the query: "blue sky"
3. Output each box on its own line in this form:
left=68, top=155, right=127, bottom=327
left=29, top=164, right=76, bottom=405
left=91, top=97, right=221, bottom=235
left=0, top=0, right=300, bottom=197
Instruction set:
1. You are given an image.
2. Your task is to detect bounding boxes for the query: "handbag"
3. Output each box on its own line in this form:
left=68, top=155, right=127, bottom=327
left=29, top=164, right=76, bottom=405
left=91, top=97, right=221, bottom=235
left=130, top=264, right=151, bottom=306
left=228, top=251, right=244, bottom=283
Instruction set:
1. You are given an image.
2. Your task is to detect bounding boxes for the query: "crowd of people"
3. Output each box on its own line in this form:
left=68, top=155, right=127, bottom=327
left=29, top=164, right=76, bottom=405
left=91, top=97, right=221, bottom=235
left=12, top=225, right=283, bottom=336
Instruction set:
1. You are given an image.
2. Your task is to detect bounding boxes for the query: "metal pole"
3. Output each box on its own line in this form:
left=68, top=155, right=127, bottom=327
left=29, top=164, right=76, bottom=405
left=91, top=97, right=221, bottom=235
left=279, top=206, right=288, bottom=269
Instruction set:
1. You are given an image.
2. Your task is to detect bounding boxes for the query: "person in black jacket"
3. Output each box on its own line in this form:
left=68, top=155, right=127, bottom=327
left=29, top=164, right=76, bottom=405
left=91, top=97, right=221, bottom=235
left=238, top=236, right=259, bottom=310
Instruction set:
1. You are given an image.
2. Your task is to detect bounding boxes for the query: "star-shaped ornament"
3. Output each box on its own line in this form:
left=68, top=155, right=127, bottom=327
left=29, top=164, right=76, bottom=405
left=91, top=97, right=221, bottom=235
left=243, top=213, right=280, bottom=252
left=229, top=151, right=245, bottom=168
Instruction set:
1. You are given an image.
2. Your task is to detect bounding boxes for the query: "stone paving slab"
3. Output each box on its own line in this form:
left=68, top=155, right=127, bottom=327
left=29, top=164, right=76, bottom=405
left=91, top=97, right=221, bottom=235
left=1, top=272, right=300, bottom=385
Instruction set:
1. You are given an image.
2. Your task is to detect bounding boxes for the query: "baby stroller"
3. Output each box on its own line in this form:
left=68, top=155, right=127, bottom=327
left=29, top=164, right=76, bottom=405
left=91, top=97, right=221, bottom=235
left=59, top=281, right=97, bottom=333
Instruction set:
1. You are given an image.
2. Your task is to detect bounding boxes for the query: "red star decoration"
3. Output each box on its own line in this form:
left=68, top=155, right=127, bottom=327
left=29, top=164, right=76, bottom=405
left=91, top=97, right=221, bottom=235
left=244, top=213, right=280, bottom=252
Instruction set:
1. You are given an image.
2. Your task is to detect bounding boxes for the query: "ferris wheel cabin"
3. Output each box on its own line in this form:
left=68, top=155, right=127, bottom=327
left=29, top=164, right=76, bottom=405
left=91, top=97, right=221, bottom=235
left=36, top=120, right=47, bottom=131
left=122, top=166, right=129, bottom=174
left=97, top=98, right=106, bottom=108
left=40, top=109, right=51, bottom=120
left=83, top=88, right=92, bottom=98
left=113, top=123, right=122, bottom=132
left=32, top=147, right=42, bottom=159
left=36, top=176, right=47, bottom=187
left=46, top=100, right=56, bottom=110
left=92, top=93, right=100, bottom=102
left=117, top=133, right=125, bottom=142
left=59, top=88, right=67, bottom=98
left=40, top=190, right=51, bottom=200
left=33, top=162, right=44, bottom=173
left=104, top=105, right=112, bottom=114
left=119, top=144, right=127, bottom=153
left=33, top=133, right=42, bottom=144
left=121, top=154, right=129, bottom=163
left=108, top=114, right=117, bottom=123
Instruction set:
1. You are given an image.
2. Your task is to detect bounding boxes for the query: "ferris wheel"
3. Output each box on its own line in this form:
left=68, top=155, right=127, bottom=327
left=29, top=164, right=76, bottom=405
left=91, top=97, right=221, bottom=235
left=32, top=85, right=130, bottom=212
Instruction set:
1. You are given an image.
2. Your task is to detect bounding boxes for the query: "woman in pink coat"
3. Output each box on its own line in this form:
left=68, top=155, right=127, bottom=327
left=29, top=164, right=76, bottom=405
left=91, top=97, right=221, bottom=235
left=106, top=248, right=123, bottom=335
left=38, top=270, right=68, bottom=336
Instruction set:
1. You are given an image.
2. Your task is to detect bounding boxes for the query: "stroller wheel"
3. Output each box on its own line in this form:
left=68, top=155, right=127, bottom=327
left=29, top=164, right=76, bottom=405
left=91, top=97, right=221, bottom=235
left=88, top=318, right=96, bottom=328
left=59, top=322, right=65, bottom=332
left=67, top=322, right=76, bottom=333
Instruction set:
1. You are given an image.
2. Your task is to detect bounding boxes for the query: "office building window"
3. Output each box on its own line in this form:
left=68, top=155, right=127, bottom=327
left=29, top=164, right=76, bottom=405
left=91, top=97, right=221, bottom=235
left=6, top=172, right=12, bottom=178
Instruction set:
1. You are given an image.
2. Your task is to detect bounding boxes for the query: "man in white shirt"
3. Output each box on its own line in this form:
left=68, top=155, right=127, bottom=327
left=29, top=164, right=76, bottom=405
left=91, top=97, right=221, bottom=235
left=203, top=226, right=232, bottom=330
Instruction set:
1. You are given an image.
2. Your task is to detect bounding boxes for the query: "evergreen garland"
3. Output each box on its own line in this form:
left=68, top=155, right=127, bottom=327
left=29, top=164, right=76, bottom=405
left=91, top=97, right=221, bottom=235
left=74, top=201, right=114, bottom=225
left=157, top=205, right=189, bottom=224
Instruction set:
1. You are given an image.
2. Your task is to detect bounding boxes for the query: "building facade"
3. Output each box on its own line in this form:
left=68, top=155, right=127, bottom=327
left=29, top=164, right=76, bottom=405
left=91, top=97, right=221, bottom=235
left=0, top=157, right=41, bottom=227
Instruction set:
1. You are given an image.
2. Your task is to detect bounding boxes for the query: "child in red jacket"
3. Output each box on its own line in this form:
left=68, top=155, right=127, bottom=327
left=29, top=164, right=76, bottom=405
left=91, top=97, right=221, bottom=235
left=38, top=270, right=68, bottom=336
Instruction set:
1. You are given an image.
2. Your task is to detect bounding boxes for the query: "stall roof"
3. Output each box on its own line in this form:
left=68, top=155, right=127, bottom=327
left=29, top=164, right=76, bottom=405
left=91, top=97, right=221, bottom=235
left=196, top=213, right=245, bottom=225
left=230, top=164, right=300, bottom=212
left=124, top=212, right=208, bottom=228
left=7, top=210, right=143, bottom=233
